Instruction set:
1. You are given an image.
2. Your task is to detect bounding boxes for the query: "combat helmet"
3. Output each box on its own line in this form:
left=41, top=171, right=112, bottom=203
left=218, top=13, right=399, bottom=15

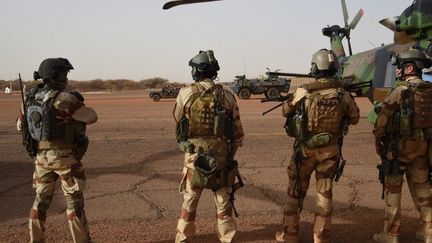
left=33, top=58, right=74, bottom=82
left=189, top=50, right=220, bottom=81
left=391, top=49, right=432, bottom=70
left=310, top=49, right=338, bottom=78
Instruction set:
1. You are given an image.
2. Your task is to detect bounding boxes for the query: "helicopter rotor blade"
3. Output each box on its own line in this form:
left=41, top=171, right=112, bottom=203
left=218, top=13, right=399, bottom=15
left=349, top=9, right=364, bottom=30
left=163, top=0, right=221, bottom=10
left=341, top=0, right=349, bottom=28
left=379, top=16, right=400, bottom=31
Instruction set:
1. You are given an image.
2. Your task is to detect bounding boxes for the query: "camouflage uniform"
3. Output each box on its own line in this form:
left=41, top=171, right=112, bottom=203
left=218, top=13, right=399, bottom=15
left=276, top=77, right=360, bottom=243
left=173, top=78, right=244, bottom=243
left=373, top=76, right=432, bottom=243
left=19, top=89, right=97, bottom=243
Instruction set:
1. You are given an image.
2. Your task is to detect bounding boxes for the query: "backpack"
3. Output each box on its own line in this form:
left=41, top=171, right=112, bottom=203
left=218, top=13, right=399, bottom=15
left=188, top=84, right=227, bottom=139
left=306, top=87, right=345, bottom=135
left=25, top=88, right=60, bottom=142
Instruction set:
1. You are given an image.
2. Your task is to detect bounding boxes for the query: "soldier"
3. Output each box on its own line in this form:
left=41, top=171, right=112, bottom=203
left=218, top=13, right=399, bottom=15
left=173, top=50, right=244, bottom=243
left=373, top=49, right=432, bottom=243
left=17, top=58, right=97, bottom=243
left=275, top=49, right=360, bottom=243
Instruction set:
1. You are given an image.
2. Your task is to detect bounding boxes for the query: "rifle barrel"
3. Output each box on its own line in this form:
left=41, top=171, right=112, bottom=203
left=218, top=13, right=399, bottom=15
left=262, top=102, right=284, bottom=116
left=18, top=74, right=26, bottom=117
left=266, top=72, right=312, bottom=78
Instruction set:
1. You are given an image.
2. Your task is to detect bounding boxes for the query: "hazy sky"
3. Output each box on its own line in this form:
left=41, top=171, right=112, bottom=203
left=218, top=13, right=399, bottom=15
left=1, top=0, right=414, bottom=83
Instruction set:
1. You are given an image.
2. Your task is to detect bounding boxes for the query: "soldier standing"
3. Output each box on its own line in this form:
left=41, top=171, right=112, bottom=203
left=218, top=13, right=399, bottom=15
left=173, top=50, right=244, bottom=243
left=17, top=58, right=97, bottom=243
left=275, top=49, right=360, bottom=243
left=373, top=49, right=432, bottom=243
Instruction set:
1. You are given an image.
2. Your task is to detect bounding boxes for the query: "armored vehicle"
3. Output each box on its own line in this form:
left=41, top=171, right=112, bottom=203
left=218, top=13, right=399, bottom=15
left=230, top=72, right=290, bottom=100
left=149, top=85, right=180, bottom=102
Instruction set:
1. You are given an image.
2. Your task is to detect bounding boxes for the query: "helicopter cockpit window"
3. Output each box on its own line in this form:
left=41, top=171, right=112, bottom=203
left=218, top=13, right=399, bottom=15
left=384, top=61, right=397, bottom=87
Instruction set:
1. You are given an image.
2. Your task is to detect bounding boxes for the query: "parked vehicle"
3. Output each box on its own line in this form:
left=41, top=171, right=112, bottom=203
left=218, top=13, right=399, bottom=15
left=149, top=85, right=180, bottom=102
left=229, top=71, right=290, bottom=100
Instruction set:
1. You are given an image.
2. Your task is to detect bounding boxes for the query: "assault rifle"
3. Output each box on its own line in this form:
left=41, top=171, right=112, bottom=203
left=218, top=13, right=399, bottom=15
left=266, top=71, right=372, bottom=94
left=334, top=117, right=350, bottom=182
left=377, top=137, right=404, bottom=199
left=260, top=75, right=372, bottom=116
left=261, top=94, right=293, bottom=116
left=18, top=74, right=37, bottom=157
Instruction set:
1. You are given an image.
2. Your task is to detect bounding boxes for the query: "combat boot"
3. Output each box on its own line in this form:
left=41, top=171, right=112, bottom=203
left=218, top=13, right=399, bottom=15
left=275, top=231, right=299, bottom=243
left=372, top=232, right=399, bottom=243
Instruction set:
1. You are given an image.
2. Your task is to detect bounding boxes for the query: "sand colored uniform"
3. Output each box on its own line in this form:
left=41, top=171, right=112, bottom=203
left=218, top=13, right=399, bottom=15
left=373, top=76, right=432, bottom=243
left=18, top=87, right=97, bottom=243
left=173, top=79, right=244, bottom=243
left=277, top=78, right=360, bottom=243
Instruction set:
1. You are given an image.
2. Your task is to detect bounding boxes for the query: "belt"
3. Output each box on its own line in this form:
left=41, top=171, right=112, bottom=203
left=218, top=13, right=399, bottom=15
left=38, top=140, right=74, bottom=150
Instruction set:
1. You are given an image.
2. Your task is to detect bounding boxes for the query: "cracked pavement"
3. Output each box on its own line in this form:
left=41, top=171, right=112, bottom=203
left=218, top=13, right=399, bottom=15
left=0, top=90, right=424, bottom=242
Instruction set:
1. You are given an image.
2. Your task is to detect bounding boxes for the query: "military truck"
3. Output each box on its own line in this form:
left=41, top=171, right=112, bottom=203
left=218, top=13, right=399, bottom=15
left=149, top=85, right=180, bottom=102
left=229, top=72, right=290, bottom=100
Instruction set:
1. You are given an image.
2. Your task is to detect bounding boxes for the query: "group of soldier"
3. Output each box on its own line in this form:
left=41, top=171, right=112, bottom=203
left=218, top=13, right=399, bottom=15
left=17, top=47, right=432, bottom=243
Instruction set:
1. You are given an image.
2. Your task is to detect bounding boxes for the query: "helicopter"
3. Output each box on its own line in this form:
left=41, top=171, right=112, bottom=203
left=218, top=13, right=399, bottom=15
left=163, top=0, right=432, bottom=104
left=323, top=0, right=432, bottom=103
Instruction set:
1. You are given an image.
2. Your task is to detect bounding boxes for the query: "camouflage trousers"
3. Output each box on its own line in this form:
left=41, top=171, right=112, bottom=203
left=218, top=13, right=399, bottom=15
left=382, top=154, right=432, bottom=239
left=175, top=165, right=236, bottom=243
left=278, top=144, right=340, bottom=243
left=30, top=149, right=90, bottom=243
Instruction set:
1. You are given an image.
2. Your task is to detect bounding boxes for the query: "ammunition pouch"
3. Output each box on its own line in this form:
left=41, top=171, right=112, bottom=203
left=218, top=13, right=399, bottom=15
left=191, top=156, right=239, bottom=190
left=285, top=113, right=302, bottom=138
left=303, top=133, right=332, bottom=148
left=176, top=117, right=189, bottom=143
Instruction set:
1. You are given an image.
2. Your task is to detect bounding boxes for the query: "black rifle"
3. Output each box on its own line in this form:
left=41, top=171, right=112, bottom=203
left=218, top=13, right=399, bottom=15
left=334, top=117, right=350, bottom=182
left=377, top=137, right=404, bottom=199
left=293, top=99, right=308, bottom=207
left=18, top=74, right=37, bottom=157
left=261, top=94, right=293, bottom=116
left=229, top=168, right=244, bottom=217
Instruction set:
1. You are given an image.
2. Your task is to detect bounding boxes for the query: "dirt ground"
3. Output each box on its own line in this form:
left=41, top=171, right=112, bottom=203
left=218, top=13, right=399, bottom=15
left=0, top=90, right=423, bottom=243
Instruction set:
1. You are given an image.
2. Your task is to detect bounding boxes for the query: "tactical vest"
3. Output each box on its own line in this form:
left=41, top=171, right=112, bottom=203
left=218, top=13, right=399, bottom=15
left=304, top=80, right=345, bottom=135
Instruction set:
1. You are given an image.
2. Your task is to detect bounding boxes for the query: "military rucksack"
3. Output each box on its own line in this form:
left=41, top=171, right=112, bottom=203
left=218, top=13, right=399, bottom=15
left=306, top=89, right=344, bottom=135
left=25, top=87, right=60, bottom=142
left=399, top=81, right=432, bottom=134
left=188, top=84, right=227, bottom=139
